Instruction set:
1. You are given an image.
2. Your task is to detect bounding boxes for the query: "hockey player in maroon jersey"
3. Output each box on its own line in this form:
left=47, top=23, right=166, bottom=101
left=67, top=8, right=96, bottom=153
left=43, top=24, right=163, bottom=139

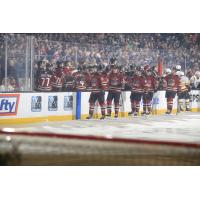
left=164, top=67, right=180, bottom=114
left=63, top=61, right=77, bottom=91
left=74, top=66, right=89, bottom=91
left=99, top=65, right=109, bottom=91
left=142, top=65, right=158, bottom=115
left=128, top=67, right=145, bottom=116
left=86, top=65, right=107, bottom=120
left=157, top=68, right=168, bottom=90
left=36, top=60, right=52, bottom=92
left=51, top=61, right=65, bottom=92
left=106, top=62, right=124, bottom=118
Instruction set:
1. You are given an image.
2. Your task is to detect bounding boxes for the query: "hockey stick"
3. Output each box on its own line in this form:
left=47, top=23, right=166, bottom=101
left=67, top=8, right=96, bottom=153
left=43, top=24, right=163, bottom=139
left=176, top=92, right=180, bottom=115
left=120, top=91, right=125, bottom=117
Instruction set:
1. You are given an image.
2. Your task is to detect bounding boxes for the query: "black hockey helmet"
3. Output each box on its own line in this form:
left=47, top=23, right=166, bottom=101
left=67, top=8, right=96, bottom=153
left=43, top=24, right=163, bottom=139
left=56, top=60, right=63, bottom=67
left=110, top=57, right=117, bottom=65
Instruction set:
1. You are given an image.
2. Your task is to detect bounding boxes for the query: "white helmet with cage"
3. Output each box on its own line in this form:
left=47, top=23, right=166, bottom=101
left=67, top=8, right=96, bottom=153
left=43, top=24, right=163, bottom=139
left=175, top=65, right=181, bottom=71
left=165, top=68, right=172, bottom=74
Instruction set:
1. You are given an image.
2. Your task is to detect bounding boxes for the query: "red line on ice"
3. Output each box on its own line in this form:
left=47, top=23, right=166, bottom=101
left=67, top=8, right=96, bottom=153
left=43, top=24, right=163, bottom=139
left=0, top=130, right=200, bottom=149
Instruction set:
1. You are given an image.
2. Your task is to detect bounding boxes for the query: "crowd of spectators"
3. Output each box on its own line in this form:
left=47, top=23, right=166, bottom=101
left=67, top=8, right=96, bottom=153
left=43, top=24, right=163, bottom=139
left=32, top=33, right=200, bottom=70
left=0, top=33, right=200, bottom=91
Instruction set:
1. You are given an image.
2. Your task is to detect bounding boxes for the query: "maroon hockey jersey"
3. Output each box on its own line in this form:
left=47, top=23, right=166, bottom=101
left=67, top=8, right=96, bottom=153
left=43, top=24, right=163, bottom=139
left=51, top=67, right=65, bottom=89
left=128, top=75, right=145, bottom=93
left=165, top=74, right=180, bottom=92
left=108, top=71, right=124, bottom=93
left=143, top=75, right=158, bottom=93
left=37, top=71, right=52, bottom=91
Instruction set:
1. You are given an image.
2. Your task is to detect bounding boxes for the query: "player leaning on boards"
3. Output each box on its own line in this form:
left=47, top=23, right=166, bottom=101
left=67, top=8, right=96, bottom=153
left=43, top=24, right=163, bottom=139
left=164, top=66, right=180, bottom=114
left=176, top=70, right=191, bottom=112
left=35, top=58, right=193, bottom=118
left=127, top=65, right=159, bottom=116
left=86, top=65, right=109, bottom=120
left=36, top=59, right=53, bottom=92
left=141, top=65, right=158, bottom=115
left=127, top=67, right=145, bottom=116
left=106, top=59, right=125, bottom=118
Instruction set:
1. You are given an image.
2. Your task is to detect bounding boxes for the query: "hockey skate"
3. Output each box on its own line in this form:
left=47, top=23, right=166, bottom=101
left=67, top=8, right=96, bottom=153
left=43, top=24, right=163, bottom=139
left=180, top=106, right=184, bottom=112
left=186, top=107, right=191, bottom=112
left=165, top=110, right=172, bottom=115
left=133, top=112, right=138, bottom=116
left=114, top=114, right=118, bottom=118
left=145, top=112, right=151, bottom=115
left=100, top=115, right=106, bottom=120
left=128, top=111, right=133, bottom=116
left=86, top=115, right=93, bottom=119
left=141, top=111, right=147, bottom=115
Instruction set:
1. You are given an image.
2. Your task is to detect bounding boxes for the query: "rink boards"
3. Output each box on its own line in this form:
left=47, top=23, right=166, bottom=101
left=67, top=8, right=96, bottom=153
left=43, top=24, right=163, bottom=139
left=0, top=90, right=200, bottom=124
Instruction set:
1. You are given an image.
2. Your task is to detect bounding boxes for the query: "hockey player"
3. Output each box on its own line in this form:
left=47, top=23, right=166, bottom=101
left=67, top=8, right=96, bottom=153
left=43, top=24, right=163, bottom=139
left=49, top=58, right=57, bottom=72
left=106, top=64, right=124, bottom=118
left=128, top=68, right=145, bottom=116
left=36, top=60, right=52, bottom=92
left=157, top=68, right=168, bottom=90
left=177, top=71, right=191, bottom=111
left=190, top=71, right=200, bottom=89
left=74, top=66, right=88, bottom=91
left=142, top=66, right=158, bottom=115
left=164, top=68, right=180, bottom=114
left=51, top=61, right=65, bottom=92
left=63, top=62, right=76, bottom=91
left=86, top=66, right=107, bottom=120
left=99, top=65, right=109, bottom=91
left=175, top=65, right=182, bottom=72
left=151, top=66, right=160, bottom=80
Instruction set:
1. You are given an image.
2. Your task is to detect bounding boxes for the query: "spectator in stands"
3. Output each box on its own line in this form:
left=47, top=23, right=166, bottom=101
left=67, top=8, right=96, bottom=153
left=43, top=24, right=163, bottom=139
left=190, top=71, right=200, bottom=89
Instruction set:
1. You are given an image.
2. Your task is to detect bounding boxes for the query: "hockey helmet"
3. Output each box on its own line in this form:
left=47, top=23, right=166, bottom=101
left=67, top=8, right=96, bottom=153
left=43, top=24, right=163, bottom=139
left=195, top=71, right=200, bottom=77
left=90, top=65, right=97, bottom=73
left=175, top=71, right=182, bottom=77
left=180, top=71, right=184, bottom=76
left=144, top=64, right=150, bottom=71
left=175, top=65, right=181, bottom=71
left=56, top=60, right=64, bottom=68
left=165, top=68, right=172, bottom=74
left=97, top=64, right=104, bottom=72
left=135, top=69, right=141, bottom=76
left=110, top=57, right=117, bottom=65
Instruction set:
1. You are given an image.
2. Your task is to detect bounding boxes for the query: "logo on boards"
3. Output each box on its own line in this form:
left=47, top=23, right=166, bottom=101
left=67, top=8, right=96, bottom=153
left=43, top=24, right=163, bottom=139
left=31, top=96, right=42, bottom=112
left=48, top=96, right=58, bottom=111
left=0, top=94, right=20, bottom=116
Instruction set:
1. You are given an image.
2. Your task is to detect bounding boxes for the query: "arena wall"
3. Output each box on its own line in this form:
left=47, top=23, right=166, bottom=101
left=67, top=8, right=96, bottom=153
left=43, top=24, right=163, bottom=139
left=0, top=90, right=200, bottom=124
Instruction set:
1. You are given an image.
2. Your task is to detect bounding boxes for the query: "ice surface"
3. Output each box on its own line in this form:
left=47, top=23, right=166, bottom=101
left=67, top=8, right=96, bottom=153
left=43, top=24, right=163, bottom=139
left=1, top=112, right=200, bottom=144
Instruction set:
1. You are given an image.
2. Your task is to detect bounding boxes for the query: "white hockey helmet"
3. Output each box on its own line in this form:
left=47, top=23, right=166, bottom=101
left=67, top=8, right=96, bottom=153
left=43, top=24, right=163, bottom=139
left=175, top=65, right=181, bottom=71
left=165, top=68, right=172, bottom=74
left=195, top=71, right=200, bottom=77
left=180, top=71, right=184, bottom=76
left=175, top=71, right=182, bottom=77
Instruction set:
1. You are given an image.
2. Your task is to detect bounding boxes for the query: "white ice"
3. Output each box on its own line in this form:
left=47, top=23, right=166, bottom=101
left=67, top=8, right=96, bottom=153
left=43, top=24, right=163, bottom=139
left=1, top=112, right=200, bottom=144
